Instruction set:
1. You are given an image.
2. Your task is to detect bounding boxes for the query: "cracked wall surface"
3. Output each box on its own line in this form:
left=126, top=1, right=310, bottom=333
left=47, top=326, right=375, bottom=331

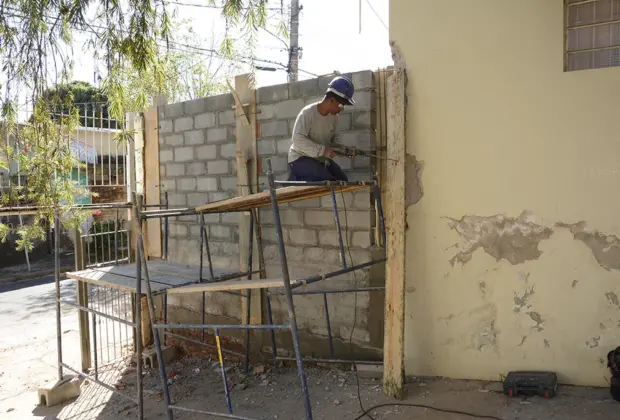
left=396, top=0, right=620, bottom=387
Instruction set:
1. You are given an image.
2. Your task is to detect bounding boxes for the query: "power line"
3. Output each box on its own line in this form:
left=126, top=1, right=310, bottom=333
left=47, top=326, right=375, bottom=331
left=364, top=0, right=388, bottom=31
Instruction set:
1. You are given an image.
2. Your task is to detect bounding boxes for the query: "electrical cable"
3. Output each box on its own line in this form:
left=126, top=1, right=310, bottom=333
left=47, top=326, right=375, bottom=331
left=363, top=0, right=388, bottom=31
left=353, top=403, right=504, bottom=420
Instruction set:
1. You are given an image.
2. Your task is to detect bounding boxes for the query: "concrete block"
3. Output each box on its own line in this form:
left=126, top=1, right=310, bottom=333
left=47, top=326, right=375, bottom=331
left=257, top=83, right=289, bottom=103
left=160, top=164, right=166, bottom=177
left=353, top=156, right=371, bottom=169
left=352, top=111, right=375, bottom=129
left=163, top=134, right=183, bottom=147
left=160, top=149, right=173, bottom=163
left=142, top=346, right=179, bottom=369
left=305, top=247, right=340, bottom=265
left=320, top=191, right=354, bottom=208
left=186, top=162, right=206, bottom=176
left=261, top=227, right=286, bottom=243
left=351, top=231, right=372, bottom=248
left=209, top=191, right=231, bottom=202
left=207, top=160, right=229, bottom=175
left=159, top=119, right=173, bottom=134
left=168, top=193, right=187, bottom=207
left=206, top=127, right=229, bottom=143
left=355, top=364, right=383, bottom=379
left=171, top=223, right=188, bottom=237
left=164, top=102, right=184, bottom=118
left=219, top=143, right=236, bottom=158
left=174, top=146, right=195, bottom=162
left=174, top=116, right=193, bottom=132
left=304, top=210, right=337, bottom=227
left=197, top=176, right=218, bottom=191
left=351, top=70, right=375, bottom=91
left=166, top=163, right=185, bottom=177
left=277, top=138, right=291, bottom=154
left=274, top=99, right=305, bottom=119
left=261, top=208, right=302, bottom=226
left=290, top=78, right=320, bottom=98
left=196, top=144, right=217, bottom=160
left=161, top=179, right=175, bottom=191
left=179, top=214, right=199, bottom=223
left=38, top=375, right=81, bottom=407
left=337, top=113, right=352, bottom=131
left=184, top=98, right=206, bottom=115
left=318, top=230, right=343, bottom=247
left=289, top=197, right=321, bottom=208
left=218, top=109, right=236, bottom=125
left=220, top=176, right=237, bottom=191
left=187, top=193, right=208, bottom=207
left=195, top=112, right=216, bottom=129
left=264, top=156, right=288, bottom=173
left=202, top=213, right=220, bottom=224
left=353, top=191, right=372, bottom=209
left=289, top=228, right=317, bottom=246
left=257, top=104, right=275, bottom=121
left=177, top=177, right=197, bottom=191
left=338, top=130, right=373, bottom=150
left=339, top=210, right=372, bottom=229
left=347, top=90, right=374, bottom=111
left=221, top=212, right=238, bottom=224
left=260, top=120, right=288, bottom=138
left=184, top=129, right=206, bottom=145
left=210, top=225, right=231, bottom=239
left=258, top=139, right=277, bottom=155
left=204, top=93, right=232, bottom=111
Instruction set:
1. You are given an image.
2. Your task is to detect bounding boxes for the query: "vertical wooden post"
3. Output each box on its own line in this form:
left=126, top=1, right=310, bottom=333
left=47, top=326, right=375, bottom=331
left=75, top=230, right=91, bottom=372
left=143, top=96, right=166, bottom=259
left=232, top=74, right=262, bottom=325
left=383, top=65, right=406, bottom=399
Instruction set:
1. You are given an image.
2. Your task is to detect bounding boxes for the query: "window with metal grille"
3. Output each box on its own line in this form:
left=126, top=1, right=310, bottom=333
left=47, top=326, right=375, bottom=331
left=565, top=0, right=620, bottom=71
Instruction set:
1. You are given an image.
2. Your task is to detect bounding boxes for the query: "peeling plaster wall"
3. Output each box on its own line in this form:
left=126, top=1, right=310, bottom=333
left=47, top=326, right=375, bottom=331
left=391, top=0, right=620, bottom=386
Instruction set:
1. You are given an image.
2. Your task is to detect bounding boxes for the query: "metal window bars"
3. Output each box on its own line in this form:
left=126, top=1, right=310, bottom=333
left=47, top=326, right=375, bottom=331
left=133, top=158, right=387, bottom=420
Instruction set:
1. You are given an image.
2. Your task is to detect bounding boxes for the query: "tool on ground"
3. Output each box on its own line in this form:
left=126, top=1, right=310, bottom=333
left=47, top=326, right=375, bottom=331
left=215, top=328, right=234, bottom=413
left=503, top=371, right=557, bottom=399
left=332, top=146, right=398, bottom=164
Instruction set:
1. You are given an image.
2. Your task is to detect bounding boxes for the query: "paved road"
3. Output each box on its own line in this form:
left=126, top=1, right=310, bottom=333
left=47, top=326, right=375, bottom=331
left=0, top=276, right=82, bottom=419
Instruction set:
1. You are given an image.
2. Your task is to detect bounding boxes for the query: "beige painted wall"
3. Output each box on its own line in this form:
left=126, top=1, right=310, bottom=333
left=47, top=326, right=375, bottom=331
left=391, top=0, right=620, bottom=386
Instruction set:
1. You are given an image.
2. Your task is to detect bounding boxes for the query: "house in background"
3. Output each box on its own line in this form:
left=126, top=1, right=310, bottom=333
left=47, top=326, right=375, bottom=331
left=388, top=0, right=620, bottom=388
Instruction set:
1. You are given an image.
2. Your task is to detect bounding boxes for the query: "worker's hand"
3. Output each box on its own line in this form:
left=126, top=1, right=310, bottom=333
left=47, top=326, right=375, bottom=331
left=323, top=147, right=336, bottom=159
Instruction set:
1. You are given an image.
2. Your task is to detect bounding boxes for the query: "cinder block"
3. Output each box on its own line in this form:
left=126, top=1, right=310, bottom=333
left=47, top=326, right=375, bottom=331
left=160, top=179, right=175, bottom=191
left=267, top=156, right=288, bottom=173
left=353, top=156, right=371, bottom=169
left=159, top=119, right=173, bottom=134
left=202, top=213, right=220, bottom=224
left=168, top=192, right=187, bottom=206
left=218, top=110, right=236, bottom=126
left=184, top=130, right=205, bottom=145
left=164, top=102, right=184, bottom=118
left=353, top=191, right=371, bottom=209
left=184, top=98, right=206, bottom=115
left=257, top=83, right=290, bottom=103
left=277, top=138, right=291, bottom=155
left=351, top=70, right=375, bottom=91
left=318, top=230, right=343, bottom=247
left=263, top=208, right=303, bottom=226
left=347, top=90, right=374, bottom=111
left=289, top=197, right=321, bottom=208
left=187, top=193, right=208, bottom=207
left=337, top=113, right=352, bottom=131
left=142, top=346, right=179, bottom=369
left=219, top=143, right=236, bottom=158
left=355, top=364, right=383, bottom=379
left=274, top=99, right=305, bottom=119
left=166, top=163, right=185, bottom=177
left=195, top=112, right=216, bottom=129
left=207, top=160, right=229, bottom=175
left=197, top=176, right=218, bottom=191
left=160, top=149, right=173, bottom=163
left=209, top=191, right=231, bottom=202
left=351, top=231, right=372, bottom=248
left=261, top=227, right=286, bottom=243
left=305, top=247, right=340, bottom=265
left=320, top=192, right=354, bottom=209
left=352, top=111, right=375, bottom=129
left=160, top=164, right=166, bottom=177
left=38, top=375, right=81, bottom=407
left=186, top=162, right=206, bottom=176
left=289, top=228, right=317, bottom=246
left=171, top=223, right=188, bottom=237
left=196, top=144, right=217, bottom=160
left=177, top=177, right=197, bottom=191
left=210, top=225, right=231, bottom=239
left=220, top=176, right=237, bottom=191
left=174, top=146, right=195, bottom=162
left=338, top=130, right=373, bottom=150
left=257, top=104, right=275, bottom=121
left=164, top=134, right=183, bottom=146
left=304, top=210, right=337, bottom=227
left=204, top=93, right=232, bottom=111
left=206, top=127, right=229, bottom=143
left=290, top=78, right=320, bottom=98
left=260, top=120, right=288, bottom=138
left=174, top=116, right=193, bottom=132
left=340, top=210, right=373, bottom=229
left=258, top=139, right=277, bottom=155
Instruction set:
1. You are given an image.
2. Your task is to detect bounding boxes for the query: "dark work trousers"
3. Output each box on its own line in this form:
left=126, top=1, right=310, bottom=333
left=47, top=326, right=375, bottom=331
left=287, top=156, right=348, bottom=182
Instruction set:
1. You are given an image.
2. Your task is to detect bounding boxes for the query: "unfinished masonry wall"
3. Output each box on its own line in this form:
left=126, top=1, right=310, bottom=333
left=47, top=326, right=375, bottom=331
left=157, top=70, right=384, bottom=359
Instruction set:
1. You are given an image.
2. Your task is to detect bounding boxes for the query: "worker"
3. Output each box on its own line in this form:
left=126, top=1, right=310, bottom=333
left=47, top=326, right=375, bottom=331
left=287, top=76, right=355, bottom=182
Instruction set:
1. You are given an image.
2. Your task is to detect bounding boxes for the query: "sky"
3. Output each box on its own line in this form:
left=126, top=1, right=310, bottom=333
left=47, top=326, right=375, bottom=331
left=70, top=0, right=392, bottom=89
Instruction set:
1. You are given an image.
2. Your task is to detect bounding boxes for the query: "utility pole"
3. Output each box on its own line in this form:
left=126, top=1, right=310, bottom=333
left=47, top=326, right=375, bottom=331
left=288, top=0, right=300, bottom=82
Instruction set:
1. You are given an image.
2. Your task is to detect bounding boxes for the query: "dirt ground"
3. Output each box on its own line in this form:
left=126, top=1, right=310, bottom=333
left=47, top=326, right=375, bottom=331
left=27, top=354, right=620, bottom=420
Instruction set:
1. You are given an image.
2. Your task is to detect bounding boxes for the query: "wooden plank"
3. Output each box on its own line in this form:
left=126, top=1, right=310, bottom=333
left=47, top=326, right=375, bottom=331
left=383, top=68, right=406, bottom=399
left=126, top=112, right=143, bottom=262
left=168, top=278, right=285, bottom=294
left=74, top=230, right=91, bottom=372
left=143, top=101, right=163, bottom=259
left=233, top=73, right=262, bottom=326
left=66, top=268, right=197, bottom=294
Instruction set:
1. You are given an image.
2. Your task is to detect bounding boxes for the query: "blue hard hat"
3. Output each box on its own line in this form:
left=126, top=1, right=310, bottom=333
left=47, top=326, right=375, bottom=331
left=325, top=76, right=355, bottom=105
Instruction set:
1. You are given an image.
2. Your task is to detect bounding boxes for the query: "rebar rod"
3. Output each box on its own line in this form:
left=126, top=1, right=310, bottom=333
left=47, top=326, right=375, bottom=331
left=290, top=258, right=387, bottom=289
left=154, top=324, right=290, bottom=330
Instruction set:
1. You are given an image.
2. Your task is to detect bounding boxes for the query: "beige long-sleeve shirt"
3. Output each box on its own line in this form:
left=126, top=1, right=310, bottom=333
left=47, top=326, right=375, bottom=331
left=288, top=102, right=340, bottom=163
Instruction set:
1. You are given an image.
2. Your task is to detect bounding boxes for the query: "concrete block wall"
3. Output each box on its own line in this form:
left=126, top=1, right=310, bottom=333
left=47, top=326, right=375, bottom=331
left=157, top=70, right=384, bottom=358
